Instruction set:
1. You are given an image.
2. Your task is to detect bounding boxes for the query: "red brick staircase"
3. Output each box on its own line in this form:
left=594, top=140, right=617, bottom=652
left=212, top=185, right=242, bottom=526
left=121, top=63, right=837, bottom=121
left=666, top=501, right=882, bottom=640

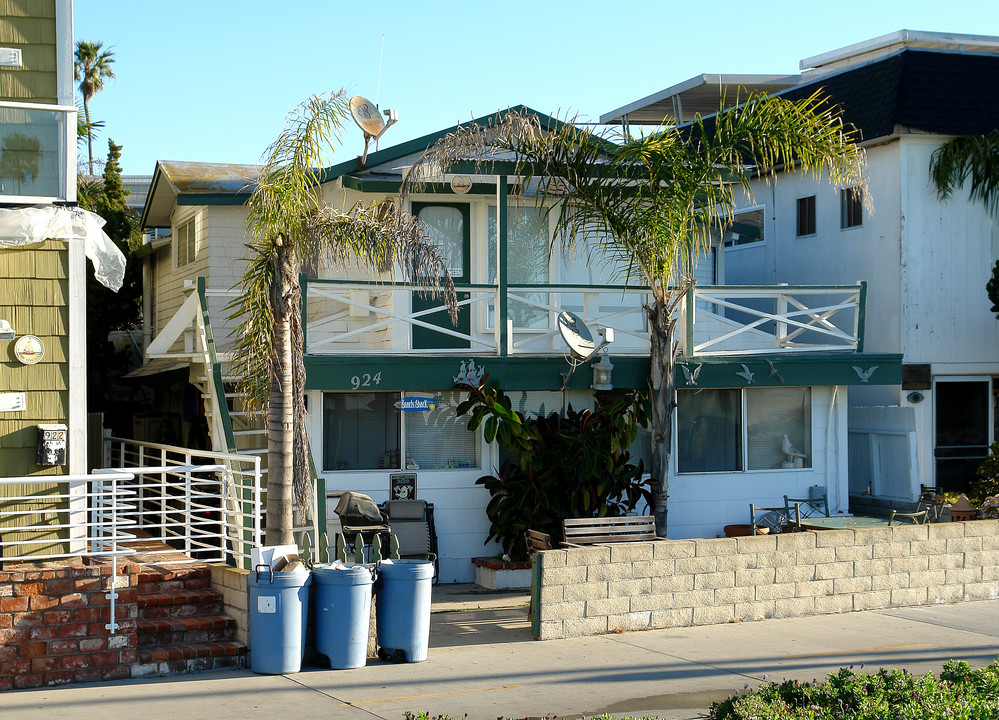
left=134, top=564, right=245, bottom=676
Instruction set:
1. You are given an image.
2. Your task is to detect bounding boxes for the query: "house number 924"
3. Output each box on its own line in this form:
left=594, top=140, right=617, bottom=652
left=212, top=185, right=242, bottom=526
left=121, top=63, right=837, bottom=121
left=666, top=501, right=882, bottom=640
left=350, top=372, right=381, bottom=389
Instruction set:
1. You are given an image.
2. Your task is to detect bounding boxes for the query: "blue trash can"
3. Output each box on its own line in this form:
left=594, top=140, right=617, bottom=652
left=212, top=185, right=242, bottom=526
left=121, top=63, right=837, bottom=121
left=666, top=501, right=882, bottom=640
left=312, top=564, right=374, bottom=669
left=375, top=559, right=434, bottom=663
left=248, top=565, right=311, bottom=674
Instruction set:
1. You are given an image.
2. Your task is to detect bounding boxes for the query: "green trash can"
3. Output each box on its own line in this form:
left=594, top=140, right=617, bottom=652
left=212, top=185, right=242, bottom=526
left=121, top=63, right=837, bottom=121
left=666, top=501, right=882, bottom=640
left=248, top=565, right=311, bottom=674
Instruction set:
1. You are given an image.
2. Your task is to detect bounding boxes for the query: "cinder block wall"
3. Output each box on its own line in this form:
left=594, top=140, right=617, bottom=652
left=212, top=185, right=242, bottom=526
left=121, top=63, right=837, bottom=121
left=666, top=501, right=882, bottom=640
left=533, top=519, right=999, bottom=640
left=210, top=564, right=248, bottom=646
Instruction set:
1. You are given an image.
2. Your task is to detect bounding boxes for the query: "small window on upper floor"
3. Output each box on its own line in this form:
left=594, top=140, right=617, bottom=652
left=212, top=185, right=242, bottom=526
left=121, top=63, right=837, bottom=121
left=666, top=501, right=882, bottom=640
left=840, top=187, right=863, bottom=229
left=796, top=195, right=816, bottom=237
left=176, top=217, right=196, bottom=267
left=722, top=208, right=764, bottom=249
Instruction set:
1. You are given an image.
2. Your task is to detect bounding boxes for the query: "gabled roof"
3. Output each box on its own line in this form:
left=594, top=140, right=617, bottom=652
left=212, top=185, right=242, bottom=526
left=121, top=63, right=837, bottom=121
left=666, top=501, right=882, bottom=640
left=141, top=161, right=261, bottom=228
left=140, top=106, right=572, bottom=228
left=320, top=104, right=578, bottom=185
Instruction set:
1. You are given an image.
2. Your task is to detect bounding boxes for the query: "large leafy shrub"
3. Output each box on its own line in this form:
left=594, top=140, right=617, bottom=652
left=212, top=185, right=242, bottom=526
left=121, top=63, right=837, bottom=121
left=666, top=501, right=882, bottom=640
left=457, top=379, right=652, bottom=560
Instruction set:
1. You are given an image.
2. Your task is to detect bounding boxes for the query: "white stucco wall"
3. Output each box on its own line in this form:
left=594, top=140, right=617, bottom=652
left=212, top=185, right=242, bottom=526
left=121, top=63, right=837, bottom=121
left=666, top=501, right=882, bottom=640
left=666, top=385, right=850, bottom=539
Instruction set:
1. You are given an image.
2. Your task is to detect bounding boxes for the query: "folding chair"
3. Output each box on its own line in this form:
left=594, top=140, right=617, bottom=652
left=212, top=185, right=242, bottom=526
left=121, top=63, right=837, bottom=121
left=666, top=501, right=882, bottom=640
left=917, top=484, right=945, bottom=521
left=750, top=502, right=802, bottom=534
left=889, top=509, right=928, bottom=525
left=384, top=499, right=439, bottom=582
left=784, top=489, right=829, bottom=519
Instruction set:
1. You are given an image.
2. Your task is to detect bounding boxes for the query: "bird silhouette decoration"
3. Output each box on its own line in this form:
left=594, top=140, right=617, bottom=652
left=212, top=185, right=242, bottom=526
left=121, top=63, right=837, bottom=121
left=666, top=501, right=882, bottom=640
left=852, top=365, right=878, bottom=383
left=766, top=358, right=784, bottom=384
left=736, top=364, right=755, bottom=384
left=680, top=364, right=703, bottom=386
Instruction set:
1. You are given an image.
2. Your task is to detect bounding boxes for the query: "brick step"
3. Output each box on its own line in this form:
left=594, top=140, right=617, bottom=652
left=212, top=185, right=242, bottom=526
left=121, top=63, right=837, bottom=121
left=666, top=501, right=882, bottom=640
left=134, top=641, right=246, bottom=677
left=137, top=565, right=212, bottom=594
left=138, top=588, right=224, bottom=619
left=138, top=614, right=236, bottom=646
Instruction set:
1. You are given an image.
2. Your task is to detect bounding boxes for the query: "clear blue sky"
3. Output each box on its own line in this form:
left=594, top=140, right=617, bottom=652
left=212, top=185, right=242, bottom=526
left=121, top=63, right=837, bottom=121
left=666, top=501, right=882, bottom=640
left=74, top=0, right=997, bottom=177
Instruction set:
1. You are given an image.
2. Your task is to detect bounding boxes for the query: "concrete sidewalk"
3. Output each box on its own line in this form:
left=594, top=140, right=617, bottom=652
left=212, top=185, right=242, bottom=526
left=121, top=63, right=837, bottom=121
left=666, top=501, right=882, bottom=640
left=4, top=591, right=999, bottom=720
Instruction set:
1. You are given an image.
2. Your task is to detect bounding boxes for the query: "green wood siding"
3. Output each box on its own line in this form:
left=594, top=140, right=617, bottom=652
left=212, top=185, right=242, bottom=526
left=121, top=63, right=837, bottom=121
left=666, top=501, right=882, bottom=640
left=0, top=240, right=70, bottom=555
left=0, top=0, right=57, bottom=104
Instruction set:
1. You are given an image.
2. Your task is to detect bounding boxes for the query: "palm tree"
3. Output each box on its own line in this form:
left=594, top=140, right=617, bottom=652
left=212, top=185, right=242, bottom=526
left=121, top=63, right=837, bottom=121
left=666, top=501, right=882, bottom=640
left=231, top=91, right=457, bottom=546
left=929, top=130, right=999, bottom=216
left=74, top=41, right=115, bottom=175
left=401, top=91, right=866, bottom=536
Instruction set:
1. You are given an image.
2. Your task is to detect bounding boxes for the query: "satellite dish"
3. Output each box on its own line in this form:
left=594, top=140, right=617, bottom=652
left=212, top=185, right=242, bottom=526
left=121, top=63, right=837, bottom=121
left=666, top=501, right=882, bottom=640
left=350, top=95, right=399, bottom=168
left=350, top=96, right=387, bottom=138
left=558, top=311, right=595, bottom=360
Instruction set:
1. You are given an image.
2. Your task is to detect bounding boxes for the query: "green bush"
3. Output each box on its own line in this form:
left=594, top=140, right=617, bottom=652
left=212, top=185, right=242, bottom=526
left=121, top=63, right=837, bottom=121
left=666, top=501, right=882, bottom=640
left=971, top=442, right=999, bottom=506
left=457, top=378, right=652, bottom=560
left=710, top=660, right=999, bottom=719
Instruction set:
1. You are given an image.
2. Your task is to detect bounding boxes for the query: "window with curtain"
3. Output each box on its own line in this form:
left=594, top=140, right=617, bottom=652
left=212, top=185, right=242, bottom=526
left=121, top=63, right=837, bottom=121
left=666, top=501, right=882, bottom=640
left=405, top=391, right=478, bottom=469
left=488, top=205, right=550, bottom=328
left=746, top=387, right=811, bottom=470
left=323, top=392, right=400, bottom=471
left=677, top=389, right=743, bottom=473
left=676, top=387, right=812, bottom=473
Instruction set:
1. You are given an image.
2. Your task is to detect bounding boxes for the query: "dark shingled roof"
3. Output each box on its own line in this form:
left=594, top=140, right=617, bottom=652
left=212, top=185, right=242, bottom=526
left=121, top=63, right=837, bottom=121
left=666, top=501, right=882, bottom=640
left=782, top=49, right=999, bottom=142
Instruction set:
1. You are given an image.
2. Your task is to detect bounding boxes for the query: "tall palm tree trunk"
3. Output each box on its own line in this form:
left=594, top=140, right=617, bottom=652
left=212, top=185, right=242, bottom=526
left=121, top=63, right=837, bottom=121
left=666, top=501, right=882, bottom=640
left=265, top=246, right=296, bottom=546
left=83, top=100, right=94, bottom=175
left=647, top=297, right=677, bottom=537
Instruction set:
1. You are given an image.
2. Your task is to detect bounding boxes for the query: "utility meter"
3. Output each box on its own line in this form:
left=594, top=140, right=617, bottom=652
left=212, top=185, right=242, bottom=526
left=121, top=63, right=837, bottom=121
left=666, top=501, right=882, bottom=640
left=37, top=424, right=67, bottom=466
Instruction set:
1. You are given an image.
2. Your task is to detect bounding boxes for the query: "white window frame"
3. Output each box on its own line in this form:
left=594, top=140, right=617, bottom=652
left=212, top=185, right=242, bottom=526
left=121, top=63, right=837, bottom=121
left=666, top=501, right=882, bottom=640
left=175, top=215, right=196, bottom=268
left=722, top=205, right=766, bottom=251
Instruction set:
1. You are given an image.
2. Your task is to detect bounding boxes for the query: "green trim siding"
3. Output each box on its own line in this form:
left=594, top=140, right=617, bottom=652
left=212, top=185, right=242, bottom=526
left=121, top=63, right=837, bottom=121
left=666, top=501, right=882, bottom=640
left=304, top=352, right=902, bottom=393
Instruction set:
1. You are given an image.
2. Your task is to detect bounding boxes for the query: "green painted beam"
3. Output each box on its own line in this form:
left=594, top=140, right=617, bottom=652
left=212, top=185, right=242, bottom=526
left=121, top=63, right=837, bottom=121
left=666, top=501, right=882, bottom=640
left=673, top=352, right=903, bottom=388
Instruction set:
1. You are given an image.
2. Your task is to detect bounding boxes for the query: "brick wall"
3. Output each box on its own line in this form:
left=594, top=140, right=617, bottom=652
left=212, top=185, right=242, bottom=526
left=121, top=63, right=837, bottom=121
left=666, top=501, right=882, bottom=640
left=0, top=562, right=139, bottom=689
left=532, top=519, right=999, bottom=640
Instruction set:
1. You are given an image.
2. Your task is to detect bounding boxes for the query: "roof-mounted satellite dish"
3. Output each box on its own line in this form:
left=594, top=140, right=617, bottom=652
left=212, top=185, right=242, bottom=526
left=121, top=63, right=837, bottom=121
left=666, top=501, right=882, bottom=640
left=557, top=310, right=615, bottom=389
left=350, top=95, right=398, bottom=168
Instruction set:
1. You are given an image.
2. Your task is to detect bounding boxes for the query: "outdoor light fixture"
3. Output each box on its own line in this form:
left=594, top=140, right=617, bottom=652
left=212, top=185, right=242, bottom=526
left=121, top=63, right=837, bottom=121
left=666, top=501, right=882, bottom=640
left=590, top=352, right=614, bottom=390
left=0, top=319, right=13, bottom=341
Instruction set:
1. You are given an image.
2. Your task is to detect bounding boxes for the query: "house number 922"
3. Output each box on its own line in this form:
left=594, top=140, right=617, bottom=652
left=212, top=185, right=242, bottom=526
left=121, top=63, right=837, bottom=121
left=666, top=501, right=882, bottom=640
left=350, top=372, right=382, bottom=389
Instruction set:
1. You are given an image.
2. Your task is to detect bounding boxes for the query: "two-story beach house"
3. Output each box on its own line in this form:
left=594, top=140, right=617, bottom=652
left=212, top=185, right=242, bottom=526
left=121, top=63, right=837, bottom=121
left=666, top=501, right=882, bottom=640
left=137, top=103, right=900, bottom=581
left=602, top=30, right=999, bottom=507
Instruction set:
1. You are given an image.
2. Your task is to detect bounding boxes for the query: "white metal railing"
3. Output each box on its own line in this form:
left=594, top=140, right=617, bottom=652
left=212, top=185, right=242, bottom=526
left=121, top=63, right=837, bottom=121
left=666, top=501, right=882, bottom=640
left=304, top=279, right=652, bottom=355
left=107, top=438, right=263, bottom=569
left=681, top=284, right=866, bottom=356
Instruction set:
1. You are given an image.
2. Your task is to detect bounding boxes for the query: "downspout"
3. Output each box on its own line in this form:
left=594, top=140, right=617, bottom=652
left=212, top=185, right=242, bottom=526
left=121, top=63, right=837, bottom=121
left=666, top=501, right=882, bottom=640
left=826, top=385, right=840, bottom=512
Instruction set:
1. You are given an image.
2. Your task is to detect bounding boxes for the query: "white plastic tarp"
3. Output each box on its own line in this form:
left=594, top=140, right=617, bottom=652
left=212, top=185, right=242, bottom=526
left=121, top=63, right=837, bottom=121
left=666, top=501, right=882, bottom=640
left=0, top=206, right=127, bottom=291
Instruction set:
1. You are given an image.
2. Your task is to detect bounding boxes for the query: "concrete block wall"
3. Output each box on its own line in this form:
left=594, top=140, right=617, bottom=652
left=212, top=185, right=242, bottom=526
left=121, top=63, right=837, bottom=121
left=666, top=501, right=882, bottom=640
left=0, top=562, right=139, bottom=689
left=210, top=564, right=248, bottom=646
left=533, top=519, right=999, bottom=640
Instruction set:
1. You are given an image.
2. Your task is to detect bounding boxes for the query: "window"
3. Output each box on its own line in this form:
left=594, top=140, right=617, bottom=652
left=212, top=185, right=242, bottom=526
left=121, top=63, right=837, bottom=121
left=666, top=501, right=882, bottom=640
left=488, top=205, right=550, bottom=328
left=796, top=196, right=816, bottom=237
left=722, top=208, right=764, bottom=248
left=677, top=387, right=812, bottom=473
left=176, top=217, right=196, bottom=267
left=322, top=391, right=477, bottom=471
left=840, top=187, right=862, bottom=229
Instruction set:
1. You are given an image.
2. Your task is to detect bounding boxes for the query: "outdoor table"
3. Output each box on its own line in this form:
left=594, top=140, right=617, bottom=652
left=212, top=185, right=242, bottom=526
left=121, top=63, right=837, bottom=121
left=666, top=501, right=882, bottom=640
left=799, top=516, right=891, bottom=531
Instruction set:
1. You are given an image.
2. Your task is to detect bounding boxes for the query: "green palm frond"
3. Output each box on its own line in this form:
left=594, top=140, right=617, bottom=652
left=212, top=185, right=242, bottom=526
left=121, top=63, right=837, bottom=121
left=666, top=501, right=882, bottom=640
left=930, top=130, right=999, bottom=216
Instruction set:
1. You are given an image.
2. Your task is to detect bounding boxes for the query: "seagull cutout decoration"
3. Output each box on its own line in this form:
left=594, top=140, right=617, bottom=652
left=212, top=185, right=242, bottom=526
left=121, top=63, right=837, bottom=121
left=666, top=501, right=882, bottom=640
left=853, top=365, right=878, bottom=383
left=782, top=434, right=807, bottom=460
left=736, top=364, right=755, bottom=384
left=680, top=364, right=702, bottom=386
left=766, top=358, right=784, bottom=384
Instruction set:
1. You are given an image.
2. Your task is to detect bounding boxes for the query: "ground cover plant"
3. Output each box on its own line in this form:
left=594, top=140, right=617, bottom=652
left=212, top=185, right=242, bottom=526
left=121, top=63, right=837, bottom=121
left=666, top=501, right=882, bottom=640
left=709, top=660, right=999, bottom=719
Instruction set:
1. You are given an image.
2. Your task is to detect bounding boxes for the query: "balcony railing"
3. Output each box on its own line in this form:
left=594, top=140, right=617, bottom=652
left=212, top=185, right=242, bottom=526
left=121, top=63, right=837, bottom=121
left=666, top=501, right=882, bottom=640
left=0, top=101, right=76, bottom=203
left=304, top=278, right=865, bottom=357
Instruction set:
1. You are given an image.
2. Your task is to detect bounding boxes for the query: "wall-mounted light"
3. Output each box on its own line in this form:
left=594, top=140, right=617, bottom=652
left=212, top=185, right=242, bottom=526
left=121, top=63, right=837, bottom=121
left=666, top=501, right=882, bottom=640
left=907, top=391, right=925, bottom=404
left=591, top=353, right=615, bottom=391
left=0, top=320, right=13, bottom=341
